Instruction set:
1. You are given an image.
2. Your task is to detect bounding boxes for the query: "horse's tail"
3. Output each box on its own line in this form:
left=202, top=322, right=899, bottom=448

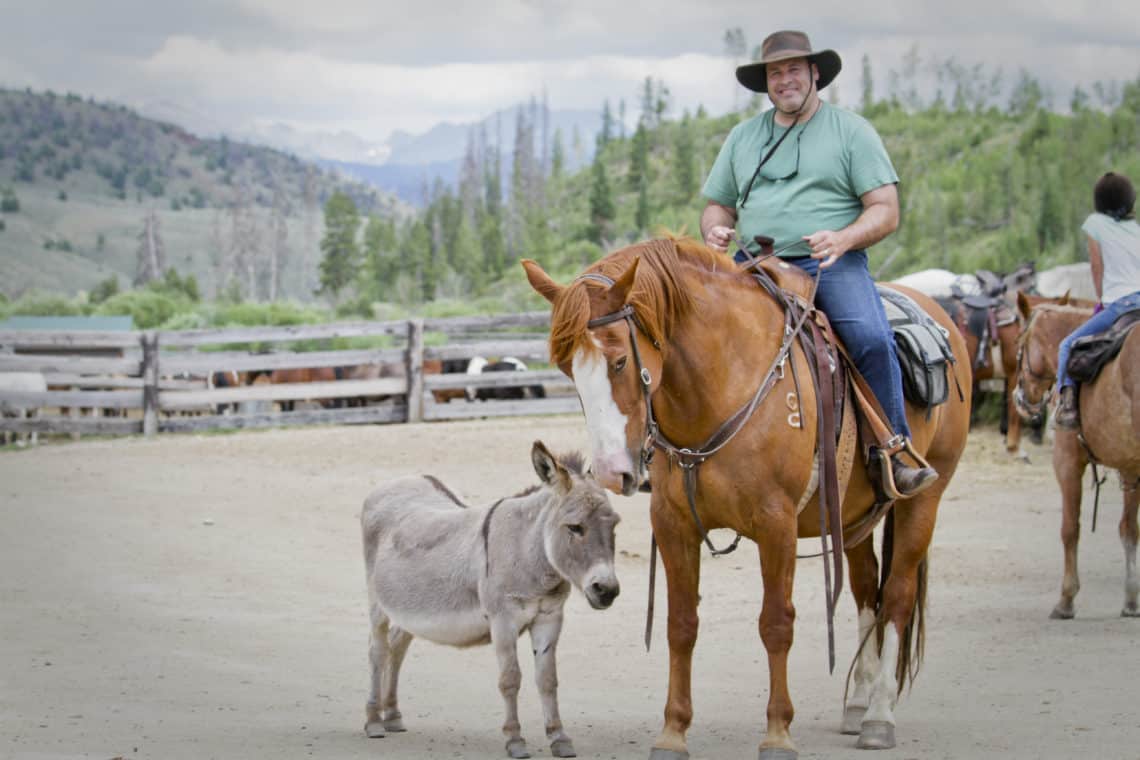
left=877, top=511, right=927, bottom=696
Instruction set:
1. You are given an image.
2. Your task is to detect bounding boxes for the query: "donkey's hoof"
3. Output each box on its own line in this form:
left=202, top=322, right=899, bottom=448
left=841, top=705, right=867, bottom=735
left=649, top=749, right=689, bottom=760
left=1122, top=606, right=1140, bottom=618
left=383, top=715, right=407, bottom=732
left=506, top=739, right=531, bottom=759
left=856, top=720, right=896, bottom=750
left=1050, top=605, right=1075, bottom=620
left=758, top=747, right=798, bottom=760
left=550, top=738, right=577, bottom=757
left=364, top=721, right=385, bottom=738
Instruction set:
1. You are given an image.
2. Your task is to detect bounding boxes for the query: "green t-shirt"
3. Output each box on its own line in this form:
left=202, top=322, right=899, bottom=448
left=702, top=102, right=898, bottom=257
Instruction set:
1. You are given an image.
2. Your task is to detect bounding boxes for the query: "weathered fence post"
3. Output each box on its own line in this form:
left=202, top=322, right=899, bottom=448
left=142, top=331, right=159, bottom=437
left=405, top=319, right=424, bottom=423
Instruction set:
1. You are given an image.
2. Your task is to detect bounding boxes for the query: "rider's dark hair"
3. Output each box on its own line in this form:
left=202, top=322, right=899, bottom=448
left=1094, top=172, right=1136, bottom=221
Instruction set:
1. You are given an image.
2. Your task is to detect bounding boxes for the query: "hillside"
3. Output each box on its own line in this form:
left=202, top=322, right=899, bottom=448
left=0, top=88, right=406, bottom=300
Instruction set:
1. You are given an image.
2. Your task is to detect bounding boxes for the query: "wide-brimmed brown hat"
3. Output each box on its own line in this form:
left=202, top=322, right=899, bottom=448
left=735, top=30, right=842, bottom=93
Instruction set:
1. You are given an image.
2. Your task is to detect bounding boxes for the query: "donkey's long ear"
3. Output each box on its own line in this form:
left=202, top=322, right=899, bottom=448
left=610, top=256, right=640, bottom=305
left=1016, top=290, right=1032, bottom=322
left=522, top=260, right=564, bottom=304
left=532, top=440, right=571, bottom=493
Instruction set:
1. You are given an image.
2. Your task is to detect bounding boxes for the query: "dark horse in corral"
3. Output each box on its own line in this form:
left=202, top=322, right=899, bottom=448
left=523, top=237, right=971, bottom=758
left=1014, top=299, right=1140, bottom=619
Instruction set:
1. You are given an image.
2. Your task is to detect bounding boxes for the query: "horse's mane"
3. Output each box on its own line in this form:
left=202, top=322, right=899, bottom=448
left=1019, top=302, right=1095, bottom=350
left=548, top=235, right=743, bottom=368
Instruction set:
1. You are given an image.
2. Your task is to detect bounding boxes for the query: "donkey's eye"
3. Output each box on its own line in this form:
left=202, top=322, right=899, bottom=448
left=567, top=524, right=585, bottom=536
left=612, top=357, right=628, bottom=374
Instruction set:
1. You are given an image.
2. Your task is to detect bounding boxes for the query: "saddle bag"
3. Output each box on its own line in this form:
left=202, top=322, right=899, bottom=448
left=877, top=286, right=955, bottom=415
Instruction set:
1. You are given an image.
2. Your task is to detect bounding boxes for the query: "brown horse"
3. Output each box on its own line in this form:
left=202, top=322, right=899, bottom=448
left=1013, top=297, right=1140, bottom=619
left=523, top=237, right=971, bottom=759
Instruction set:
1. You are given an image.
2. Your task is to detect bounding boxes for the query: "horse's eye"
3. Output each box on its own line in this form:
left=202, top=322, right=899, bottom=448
left=613, top=357, right=628, bottom=374
left=567, top=524, right=585, bottom=536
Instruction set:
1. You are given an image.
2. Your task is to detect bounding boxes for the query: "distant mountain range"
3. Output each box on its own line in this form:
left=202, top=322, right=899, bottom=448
left=241, top=106, right=605, bottom=205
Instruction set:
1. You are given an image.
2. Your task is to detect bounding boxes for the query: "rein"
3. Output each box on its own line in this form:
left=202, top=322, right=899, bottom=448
left=576, top=262, right=849, bottom=670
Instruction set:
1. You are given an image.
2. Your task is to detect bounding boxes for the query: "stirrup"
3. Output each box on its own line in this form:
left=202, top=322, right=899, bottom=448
left=876, top=437, right=934, bottom=501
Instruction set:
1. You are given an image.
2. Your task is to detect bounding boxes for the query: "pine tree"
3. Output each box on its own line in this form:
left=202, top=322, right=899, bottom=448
left=588, top=145, right=615, bottom=245
left=317, top=191, right=361, bottom=300
left=672, top=112, right=697, bottom=203
left=629, top=123, right=650, bottom=190
left=635, top=175, right=650, bottom=234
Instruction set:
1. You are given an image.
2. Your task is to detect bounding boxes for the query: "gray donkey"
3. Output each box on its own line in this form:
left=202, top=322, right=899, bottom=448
left=360, top=440, right=621, bottom=759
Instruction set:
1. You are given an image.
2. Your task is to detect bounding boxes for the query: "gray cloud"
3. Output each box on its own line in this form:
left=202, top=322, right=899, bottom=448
left=0, top=1, right=1136, bottom=147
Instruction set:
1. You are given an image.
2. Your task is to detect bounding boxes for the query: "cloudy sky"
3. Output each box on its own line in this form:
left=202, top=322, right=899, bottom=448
left=1, top=0, right=1137, bottom=152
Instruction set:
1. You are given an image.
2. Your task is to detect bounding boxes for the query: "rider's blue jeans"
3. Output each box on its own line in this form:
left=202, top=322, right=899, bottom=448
left=786, top=250, right=912, bottom=440
left=1057, top=290, right=1140, bottom=389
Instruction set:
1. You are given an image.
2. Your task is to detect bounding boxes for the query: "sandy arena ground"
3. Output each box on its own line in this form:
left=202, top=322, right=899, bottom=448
left=1, top=416, right=1137, bottom=760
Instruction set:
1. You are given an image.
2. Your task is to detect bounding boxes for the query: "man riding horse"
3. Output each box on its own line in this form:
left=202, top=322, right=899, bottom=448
left=700, top=30, right=936, bottom=496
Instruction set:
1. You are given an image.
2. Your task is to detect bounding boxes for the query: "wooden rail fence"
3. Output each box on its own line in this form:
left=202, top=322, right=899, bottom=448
left=0, top=312, right=581, bottom=439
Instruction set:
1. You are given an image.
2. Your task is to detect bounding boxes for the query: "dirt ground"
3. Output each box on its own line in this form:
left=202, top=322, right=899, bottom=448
left=1, top=416, right=1137, bottom=760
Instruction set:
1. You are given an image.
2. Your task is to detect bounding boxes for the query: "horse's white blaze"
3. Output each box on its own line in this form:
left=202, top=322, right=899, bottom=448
left=572, top=345, right=633, bottom=491
left=863, top=625, right=900, bottom=725
left=849, top=607, right=880, bottom=709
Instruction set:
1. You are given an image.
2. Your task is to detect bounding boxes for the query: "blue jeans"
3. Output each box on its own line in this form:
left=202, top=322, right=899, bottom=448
left=1057, top=291, right=1140, bottom=389
left=737, top=249, right=912, bottom=439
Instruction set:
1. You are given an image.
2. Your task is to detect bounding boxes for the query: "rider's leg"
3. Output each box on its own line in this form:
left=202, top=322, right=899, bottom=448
left=792, top=251, right=937, bottom=497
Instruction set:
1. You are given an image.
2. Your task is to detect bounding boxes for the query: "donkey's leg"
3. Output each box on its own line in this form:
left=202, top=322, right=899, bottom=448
left=528, top=608, right=575, bottom=757
left=648, top=508, right=702, bottom=760
left=490, top=617, right=530, bottom=759
left=1120, top=477, right=1140, bottom=617
left=365, top=609, right=390, bottom=738
left=841, top=539, right=881, bottom=735
left=857, top=485, right=942, bottom=751
left=1051, top=430, right=1088, bottom=620
left=379, top=626, right=413, bottom=731
left=755, top=525, right=799, bottom=760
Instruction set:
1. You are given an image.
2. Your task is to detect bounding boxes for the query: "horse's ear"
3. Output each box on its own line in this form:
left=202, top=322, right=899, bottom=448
left=521, top=259, right=564, bottom=304
left=531, top=440, right=570, bottom=491
left=610, top=256, right=640, bottom=305
left=1016, top=290, right=1032, bottom=322
left=1060, top=289, right=1071, bottom=305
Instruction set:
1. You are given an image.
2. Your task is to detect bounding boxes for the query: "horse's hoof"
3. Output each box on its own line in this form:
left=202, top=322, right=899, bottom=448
left=841, top=705, right=867, bottom=735
left=648, top=749, right=689, bottom=760
left=758, top=748, right=798, bottom=760
left=550, top=738, right=577, bottom=757
left=856, top=720, right=896, bottom=750
left=1122, top=606, right=1140, bottom=618
left=364, top=721, right=385, bottom=738
left=506, top=739, right=531, bottom=759
left=383, top=716, right=407, bottom=732
left=1050, top=605, right=1075, bottom=620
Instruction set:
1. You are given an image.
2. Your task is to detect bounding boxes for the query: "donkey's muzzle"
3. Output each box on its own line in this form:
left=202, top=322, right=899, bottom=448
left=587, top=581, right=620, bottom=609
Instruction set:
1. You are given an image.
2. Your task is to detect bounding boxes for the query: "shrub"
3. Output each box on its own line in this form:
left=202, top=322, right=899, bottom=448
left=94, top=289, right=191, bottom=329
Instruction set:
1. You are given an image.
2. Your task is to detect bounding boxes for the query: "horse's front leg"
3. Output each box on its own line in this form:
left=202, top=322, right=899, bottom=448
left=528, top=608, right=576, bottom=757
left=755, top=521, right=798, bottom=759
left=1004, top=377, right=1027, bottom=460
left=1120, top=476, right=1140, bottom=617
left=1051, top=430, right=1088, bottom=619
left=841, top=539, right=881, bottom=735
left=491, top=617, right=530, bottom=759
left=648, top=505, right=701, bottom=760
